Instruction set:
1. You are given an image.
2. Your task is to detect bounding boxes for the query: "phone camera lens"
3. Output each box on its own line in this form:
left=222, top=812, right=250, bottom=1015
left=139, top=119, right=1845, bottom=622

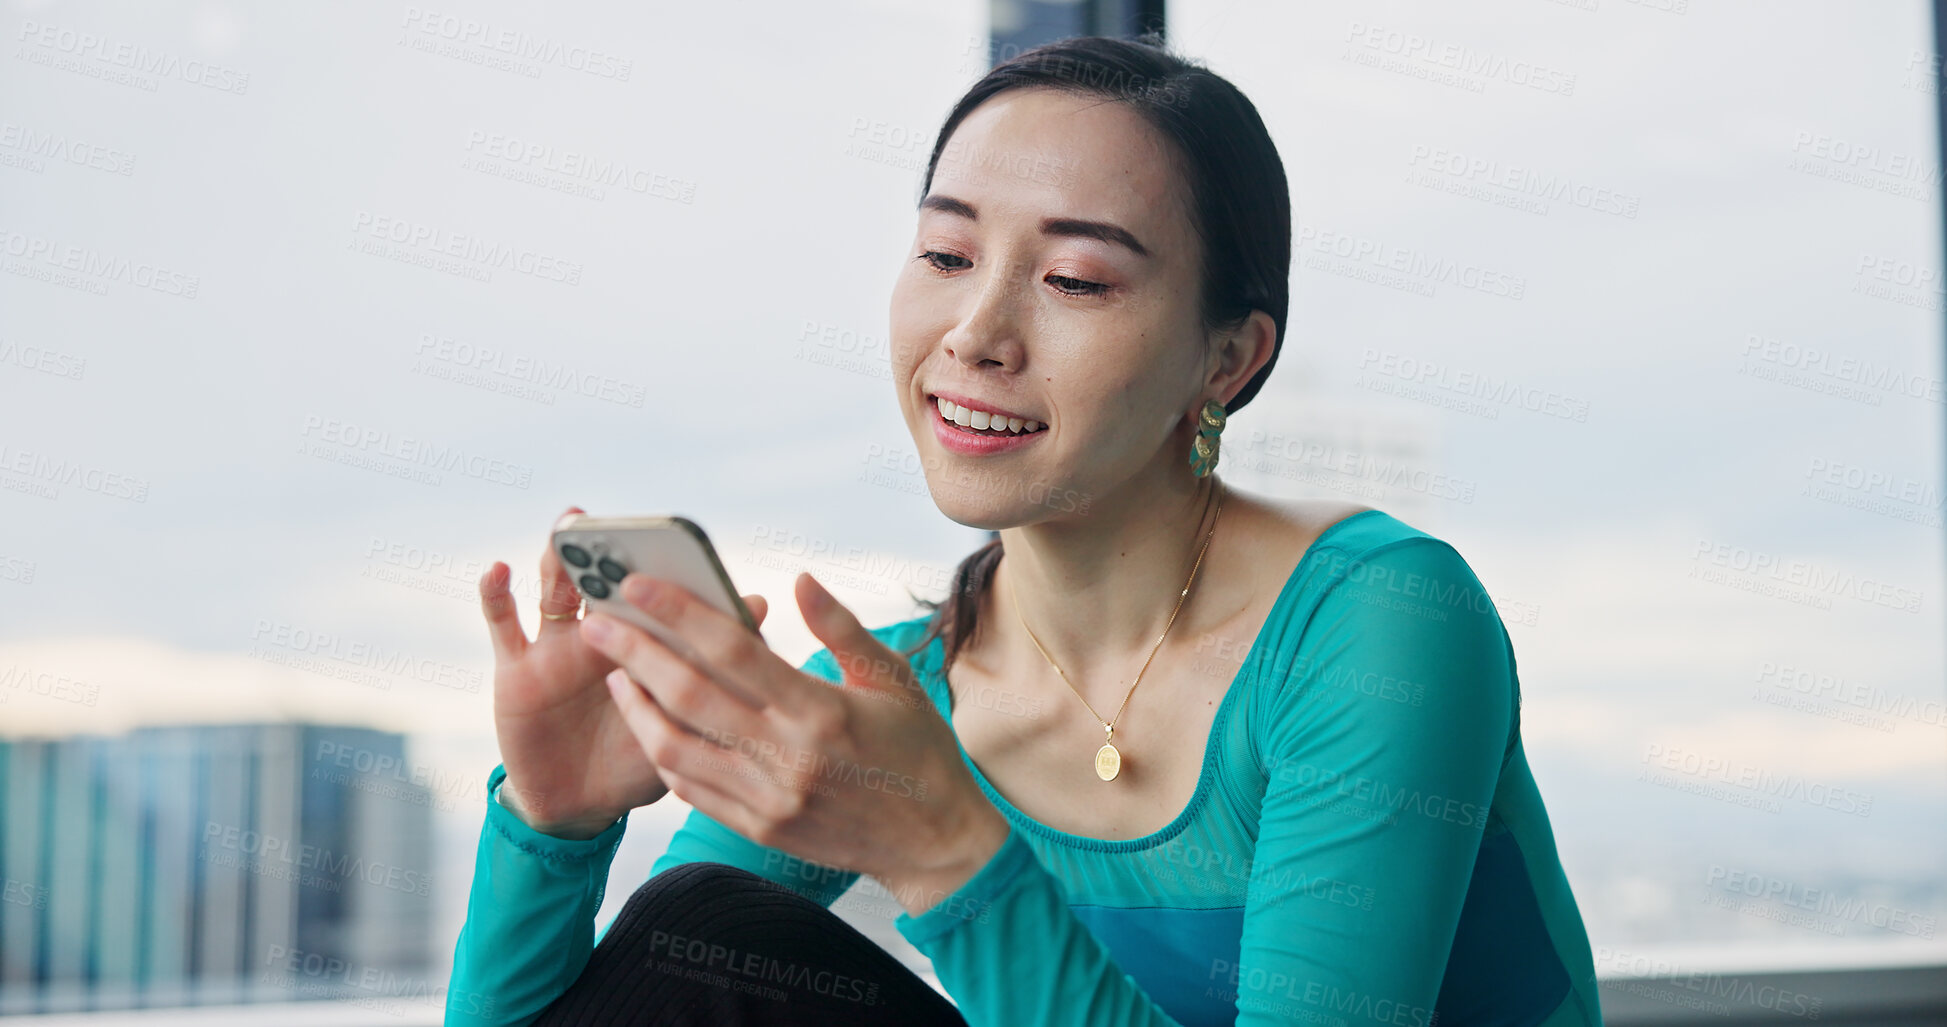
left=578, top=574, right=611, bottom=599
left=597, top=557, right=628, bottom=583
left=560, top=543, right=593, bottom=568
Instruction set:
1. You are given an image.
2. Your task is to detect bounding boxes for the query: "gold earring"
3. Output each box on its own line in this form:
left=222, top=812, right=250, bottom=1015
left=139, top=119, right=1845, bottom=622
left=1189, top=398, right=1226, bottom=478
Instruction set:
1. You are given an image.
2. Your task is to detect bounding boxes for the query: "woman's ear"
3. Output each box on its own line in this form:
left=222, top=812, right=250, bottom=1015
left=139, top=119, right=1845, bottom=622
left=1205, top=309, right=1278, bottom=404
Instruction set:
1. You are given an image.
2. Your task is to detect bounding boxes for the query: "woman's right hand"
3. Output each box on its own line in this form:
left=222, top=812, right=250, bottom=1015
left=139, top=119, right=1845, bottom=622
left=479, top=506, right=770, bottom=840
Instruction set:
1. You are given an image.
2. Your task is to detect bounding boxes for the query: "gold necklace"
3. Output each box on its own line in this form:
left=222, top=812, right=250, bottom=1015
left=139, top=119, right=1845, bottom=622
left=1006, top=479, right=1225, bottom=781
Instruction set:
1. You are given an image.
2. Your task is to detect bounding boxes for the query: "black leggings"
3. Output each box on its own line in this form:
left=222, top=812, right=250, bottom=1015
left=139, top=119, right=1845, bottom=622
left=532, top=861, right=970, bottom=1026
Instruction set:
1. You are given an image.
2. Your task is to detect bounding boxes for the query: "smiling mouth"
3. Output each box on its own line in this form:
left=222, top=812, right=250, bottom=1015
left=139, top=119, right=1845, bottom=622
left=931, top=394, right=1046, bottom=435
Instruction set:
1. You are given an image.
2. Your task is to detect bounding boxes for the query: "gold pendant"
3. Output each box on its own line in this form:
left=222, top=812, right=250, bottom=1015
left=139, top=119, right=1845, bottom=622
left=1095, top=742, right=1121, bottom=781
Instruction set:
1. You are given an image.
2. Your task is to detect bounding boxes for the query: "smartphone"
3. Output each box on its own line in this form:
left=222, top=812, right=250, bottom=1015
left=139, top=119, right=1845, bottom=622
left=550, top=515, right=760, bottom=652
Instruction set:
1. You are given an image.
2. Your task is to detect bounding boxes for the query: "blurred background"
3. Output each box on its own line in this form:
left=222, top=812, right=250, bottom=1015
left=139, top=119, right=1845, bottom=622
left=1, top=0, right=1943, bottom=1023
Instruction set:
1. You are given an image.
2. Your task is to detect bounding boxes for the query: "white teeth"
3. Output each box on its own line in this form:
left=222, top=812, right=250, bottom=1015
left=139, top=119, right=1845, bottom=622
left=934, top=395, right=1044, bottom=434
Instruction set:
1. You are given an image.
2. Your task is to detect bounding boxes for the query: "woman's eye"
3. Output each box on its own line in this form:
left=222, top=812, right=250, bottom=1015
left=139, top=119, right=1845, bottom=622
left=917, top=250, right=970, bottom=272
left=1048, top=274, right=1109, bottom=297
left=916, top=251, right=1108, bottom=298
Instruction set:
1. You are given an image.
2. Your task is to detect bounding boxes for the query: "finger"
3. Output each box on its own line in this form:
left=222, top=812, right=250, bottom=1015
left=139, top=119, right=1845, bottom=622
left=604, top=668, right=765, bottom=814
left=656, top=765, right=756, bottom=836
left=615, top=574, right=793, bottom=711
left=582, top=613, right=772, bottom=740
left=537, top=505, right=587, bottom=636
left=479, top=561, right=528, bottom=663
left=742, top=593, right=768, bottom=630
left=795, top=572, right=926, bottom=708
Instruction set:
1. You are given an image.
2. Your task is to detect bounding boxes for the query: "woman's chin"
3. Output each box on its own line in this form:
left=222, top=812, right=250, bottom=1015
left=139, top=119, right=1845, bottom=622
left=926, top=477, right=1087, bottom=530
left=928, top=488, right=1018, bottom=531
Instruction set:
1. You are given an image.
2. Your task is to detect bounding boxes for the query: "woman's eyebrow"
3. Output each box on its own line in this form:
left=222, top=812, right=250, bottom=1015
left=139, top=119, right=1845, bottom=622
left=918, top=193, right=1151, bottom=259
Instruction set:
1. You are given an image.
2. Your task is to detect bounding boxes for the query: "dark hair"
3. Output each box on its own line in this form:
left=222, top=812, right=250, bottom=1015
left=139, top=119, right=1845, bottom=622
left=896, top=32, right=1291, bottom=678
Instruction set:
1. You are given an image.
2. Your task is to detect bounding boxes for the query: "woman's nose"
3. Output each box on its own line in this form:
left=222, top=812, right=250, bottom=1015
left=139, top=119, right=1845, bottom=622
left=944, top=270, right=1026, bottom=369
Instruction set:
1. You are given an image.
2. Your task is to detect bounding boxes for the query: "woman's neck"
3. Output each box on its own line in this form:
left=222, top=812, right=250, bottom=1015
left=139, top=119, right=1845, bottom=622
left=991, top=470, right=1227, bottom=699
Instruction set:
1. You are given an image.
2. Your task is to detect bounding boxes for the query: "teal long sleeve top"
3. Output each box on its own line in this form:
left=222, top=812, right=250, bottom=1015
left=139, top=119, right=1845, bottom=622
left=447, top=510, right=1604, bottom=1026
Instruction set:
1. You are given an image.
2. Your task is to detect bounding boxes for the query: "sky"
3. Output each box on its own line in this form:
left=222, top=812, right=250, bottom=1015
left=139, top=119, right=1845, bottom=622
left=2, top=0, right=1943, bottom=985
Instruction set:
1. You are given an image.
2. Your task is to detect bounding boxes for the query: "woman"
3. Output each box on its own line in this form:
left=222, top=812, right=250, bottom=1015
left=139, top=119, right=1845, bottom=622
left=448, top=34, right=1602, bottom=1027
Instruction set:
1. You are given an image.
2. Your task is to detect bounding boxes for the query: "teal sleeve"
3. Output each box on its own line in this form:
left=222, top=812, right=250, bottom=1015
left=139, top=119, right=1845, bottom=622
left=648, top=806, right=861, bottom=903
left=889, top=538, right=1513, bottom=1027
left=1237, top=537, right=1512, bottom=1024
left=895, top=827, right=1183, bottom=1026
left=444, top=647, right=867, bottom=1025
left=444, top=763, right=628, bottom=1027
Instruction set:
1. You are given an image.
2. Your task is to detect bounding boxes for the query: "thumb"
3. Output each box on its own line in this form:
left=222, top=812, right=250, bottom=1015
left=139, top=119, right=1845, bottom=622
left=741, top=593, right=768, bottom=629
left=796, top=572, right=908, bottom=693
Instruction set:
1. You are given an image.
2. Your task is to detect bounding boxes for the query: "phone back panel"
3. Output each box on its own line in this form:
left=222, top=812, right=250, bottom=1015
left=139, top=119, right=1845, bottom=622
left=552, top=516, right=758, bottom=645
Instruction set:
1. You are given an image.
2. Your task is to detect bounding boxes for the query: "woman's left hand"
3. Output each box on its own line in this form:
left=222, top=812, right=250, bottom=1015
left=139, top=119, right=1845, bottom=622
left=578, top=569, right=1012, bottom=915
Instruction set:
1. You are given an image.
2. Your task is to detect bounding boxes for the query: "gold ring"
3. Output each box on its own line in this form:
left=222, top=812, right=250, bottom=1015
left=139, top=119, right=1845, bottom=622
left=542, top=609, right=580, bottom=621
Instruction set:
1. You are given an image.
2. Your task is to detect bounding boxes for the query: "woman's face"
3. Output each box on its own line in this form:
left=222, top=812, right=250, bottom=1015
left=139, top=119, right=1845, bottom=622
left=889, top=86, right=1217, bottom=530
